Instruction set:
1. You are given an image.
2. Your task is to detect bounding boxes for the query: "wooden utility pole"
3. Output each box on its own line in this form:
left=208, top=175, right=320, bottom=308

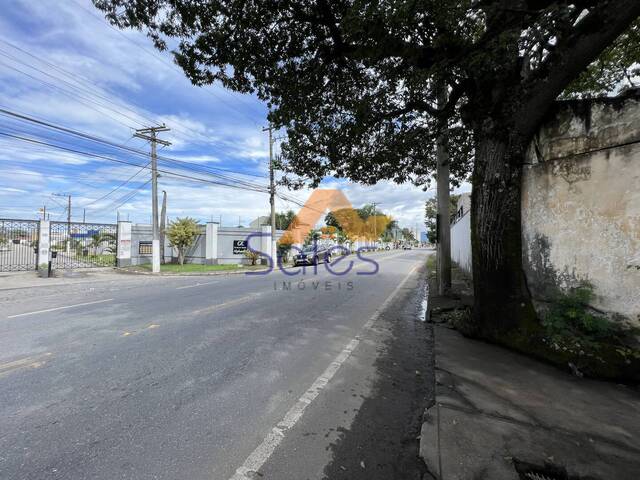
left=160, top=190, right=167, bottom=265
left=134, top=125, right=171, bottom=274
left=436, top=83, right=452, bottom=295
left=263, top=123, right=277, bottom=262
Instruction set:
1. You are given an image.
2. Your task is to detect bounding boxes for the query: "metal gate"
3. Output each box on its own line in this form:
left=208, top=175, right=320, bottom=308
left=50, top=221, right=117, bottom=269
left=0, top=219, right=40, bottom=271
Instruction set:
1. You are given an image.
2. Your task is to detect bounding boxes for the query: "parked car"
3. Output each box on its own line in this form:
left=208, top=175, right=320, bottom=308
left=293, top=245, right=332, bottom=266
left=402, top=244, right=412, bottom=250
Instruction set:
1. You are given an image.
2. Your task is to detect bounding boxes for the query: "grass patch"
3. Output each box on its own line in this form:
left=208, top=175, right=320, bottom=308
left=75, top=254, right=116, bottom=266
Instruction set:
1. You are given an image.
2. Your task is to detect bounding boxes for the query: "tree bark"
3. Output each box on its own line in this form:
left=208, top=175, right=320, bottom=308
left=470, top=130, right=538, bottom=342
left=436, top=83, right=451, bottom=295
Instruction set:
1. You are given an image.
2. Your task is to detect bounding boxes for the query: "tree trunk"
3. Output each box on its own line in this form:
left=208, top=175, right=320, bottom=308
left=470, top=132, right=539, bottom=344
left=178, top=249, right=185, bottom=265
left=436, top=82, right=451, bottom=295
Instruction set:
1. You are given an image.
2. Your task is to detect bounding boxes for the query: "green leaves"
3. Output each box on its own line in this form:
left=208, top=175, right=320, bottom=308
left=543, top=283, right=619, bottom=344
left=93, top=1, right=639, bottom=188
left=563, top=19, right=640, bottom=99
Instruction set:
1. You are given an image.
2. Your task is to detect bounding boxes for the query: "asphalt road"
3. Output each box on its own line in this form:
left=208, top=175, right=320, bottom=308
left=0, top=249, right=434, bottom=480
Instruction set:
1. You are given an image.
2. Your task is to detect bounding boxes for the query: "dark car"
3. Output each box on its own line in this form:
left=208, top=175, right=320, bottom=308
left=293, top=245, right=332, bottom=266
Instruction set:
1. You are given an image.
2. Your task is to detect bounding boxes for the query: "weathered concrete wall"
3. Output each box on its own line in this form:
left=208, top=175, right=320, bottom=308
left=522, top=89, right=640, bottom=326
left=451, top=211, right=472, bottom=275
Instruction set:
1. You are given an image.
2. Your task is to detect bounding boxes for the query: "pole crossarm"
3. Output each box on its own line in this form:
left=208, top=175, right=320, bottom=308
left=133, top=125, right=172, bottom=147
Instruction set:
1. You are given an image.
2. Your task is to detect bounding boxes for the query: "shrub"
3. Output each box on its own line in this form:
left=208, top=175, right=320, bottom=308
left=243, top=249, right=260, bottom=266
left=167, top=217, right=200, bottom=265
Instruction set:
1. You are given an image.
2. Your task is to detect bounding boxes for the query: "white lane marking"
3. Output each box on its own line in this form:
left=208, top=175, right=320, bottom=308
left=227, top=263, right=420, bottom=480
left=190, top=293, right=262, bottom=316
left=6, top=298, right=114, bottom=318
left=176, top=280, right=220, bottom=290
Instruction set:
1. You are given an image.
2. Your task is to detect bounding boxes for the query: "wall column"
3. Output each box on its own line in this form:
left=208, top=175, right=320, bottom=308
left=37, top=220, right=50, bottom=268
left=261, top=226, right=272, bottom=262
left=116, top=221, right=132, bottom=267
left=205, top=222, right=219, bottom=265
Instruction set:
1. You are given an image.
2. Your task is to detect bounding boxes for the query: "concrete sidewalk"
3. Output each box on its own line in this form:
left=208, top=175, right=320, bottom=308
left=419, top=322, right=640, bottom=479
left=0, top=268, right=122, bottom=291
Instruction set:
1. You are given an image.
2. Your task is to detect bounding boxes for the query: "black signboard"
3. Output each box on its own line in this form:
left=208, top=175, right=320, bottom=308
left=233, top=240, right=247, bottom=254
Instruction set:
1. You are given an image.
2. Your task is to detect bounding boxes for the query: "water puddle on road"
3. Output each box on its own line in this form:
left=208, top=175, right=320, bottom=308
left=418, top=280, right=429, bottom=322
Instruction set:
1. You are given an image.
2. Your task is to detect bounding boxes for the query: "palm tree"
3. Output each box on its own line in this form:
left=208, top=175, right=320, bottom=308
left=88, top=233, right=116, bottom=255
left=304, top=228, right=321, bottom=247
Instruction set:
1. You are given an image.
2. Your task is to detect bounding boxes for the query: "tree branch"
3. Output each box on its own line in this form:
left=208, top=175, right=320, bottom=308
left=516, top=0, right=640, bottom=135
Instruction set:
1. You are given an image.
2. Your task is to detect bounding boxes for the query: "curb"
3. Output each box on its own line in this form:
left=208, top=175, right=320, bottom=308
left=114, top=267, right=272, bottom=277
left=113, top=249, right=412, bottom=277
left=419, top=272, right=442, bottom=480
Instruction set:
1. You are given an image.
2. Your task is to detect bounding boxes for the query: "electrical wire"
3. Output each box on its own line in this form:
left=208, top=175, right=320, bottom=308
left=0, top=130, right=271, bottom=194
left=0, top=108, right=268, bottom=180
left=68, top=0, right=265, bottom=125
left=90, top=178, right=152, bottom=213
left=0, top=48, right=158, bottom=128
left=82, top=162, right=150, bottom=207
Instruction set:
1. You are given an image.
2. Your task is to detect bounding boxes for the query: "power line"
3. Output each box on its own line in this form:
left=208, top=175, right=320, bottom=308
left=0, top=107, right=268, bottom=180
left=68, top=0, right=264, bottom=125
left=90, top=178, right=152, bottom=213
left=0, top=60, right=140, bottom=130
left=0, top=38, right=244, bottom=149
left=82, top=162, right=150, bottom=207
left=0, top=116, right=267, bottom=193
left=0, top=130, right=271, bottom=193
left=0, top=47, right=159, bottom=127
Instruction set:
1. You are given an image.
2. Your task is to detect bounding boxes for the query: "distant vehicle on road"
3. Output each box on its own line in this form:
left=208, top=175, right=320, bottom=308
left=293, top=245, right=332, bottom=266
left=402, top=244, right=412, bottom=250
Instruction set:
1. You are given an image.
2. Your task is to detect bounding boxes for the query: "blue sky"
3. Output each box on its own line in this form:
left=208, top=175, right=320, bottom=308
left=0, top=0, right=447, bottom=231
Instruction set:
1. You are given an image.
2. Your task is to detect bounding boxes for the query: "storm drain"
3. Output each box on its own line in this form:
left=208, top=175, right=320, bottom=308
left=513, top=459, right=591, bottom=480
left=522, top=473, right=562, bottom=480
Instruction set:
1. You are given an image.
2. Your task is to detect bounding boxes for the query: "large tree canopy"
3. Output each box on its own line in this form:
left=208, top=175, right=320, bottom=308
left=94, top=1, right=639, bottom=186
left=94, top=0, right=640, bottom=345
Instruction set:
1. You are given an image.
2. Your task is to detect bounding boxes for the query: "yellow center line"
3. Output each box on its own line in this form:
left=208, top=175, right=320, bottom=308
left=0, top=352, right=52, bottom=377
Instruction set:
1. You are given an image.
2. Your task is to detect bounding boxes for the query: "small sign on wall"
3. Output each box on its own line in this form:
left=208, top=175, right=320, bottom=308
left=117, top=222, right=132, bottom=259
left=233, top=240, right=247, bottom=255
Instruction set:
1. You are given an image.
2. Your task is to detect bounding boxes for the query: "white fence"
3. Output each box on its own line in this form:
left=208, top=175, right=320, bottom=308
left=450, top=211, right=472, bottom=274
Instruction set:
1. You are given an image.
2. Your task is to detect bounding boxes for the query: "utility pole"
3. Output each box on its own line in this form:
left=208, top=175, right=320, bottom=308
left=53, top=193, right=72, bottom=252
left=371, top=202, right=378, bottom=247
left=67, top=195, right=72, bottom=253
left=263, top=123, right=277, bottom=262
left=160, top=190, right=167, bottom=265
left=83, top=208, right=86, bottom=223
left=436, top=82, right=452, bottom=295
left=134, top=125, right=171, bottom=274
